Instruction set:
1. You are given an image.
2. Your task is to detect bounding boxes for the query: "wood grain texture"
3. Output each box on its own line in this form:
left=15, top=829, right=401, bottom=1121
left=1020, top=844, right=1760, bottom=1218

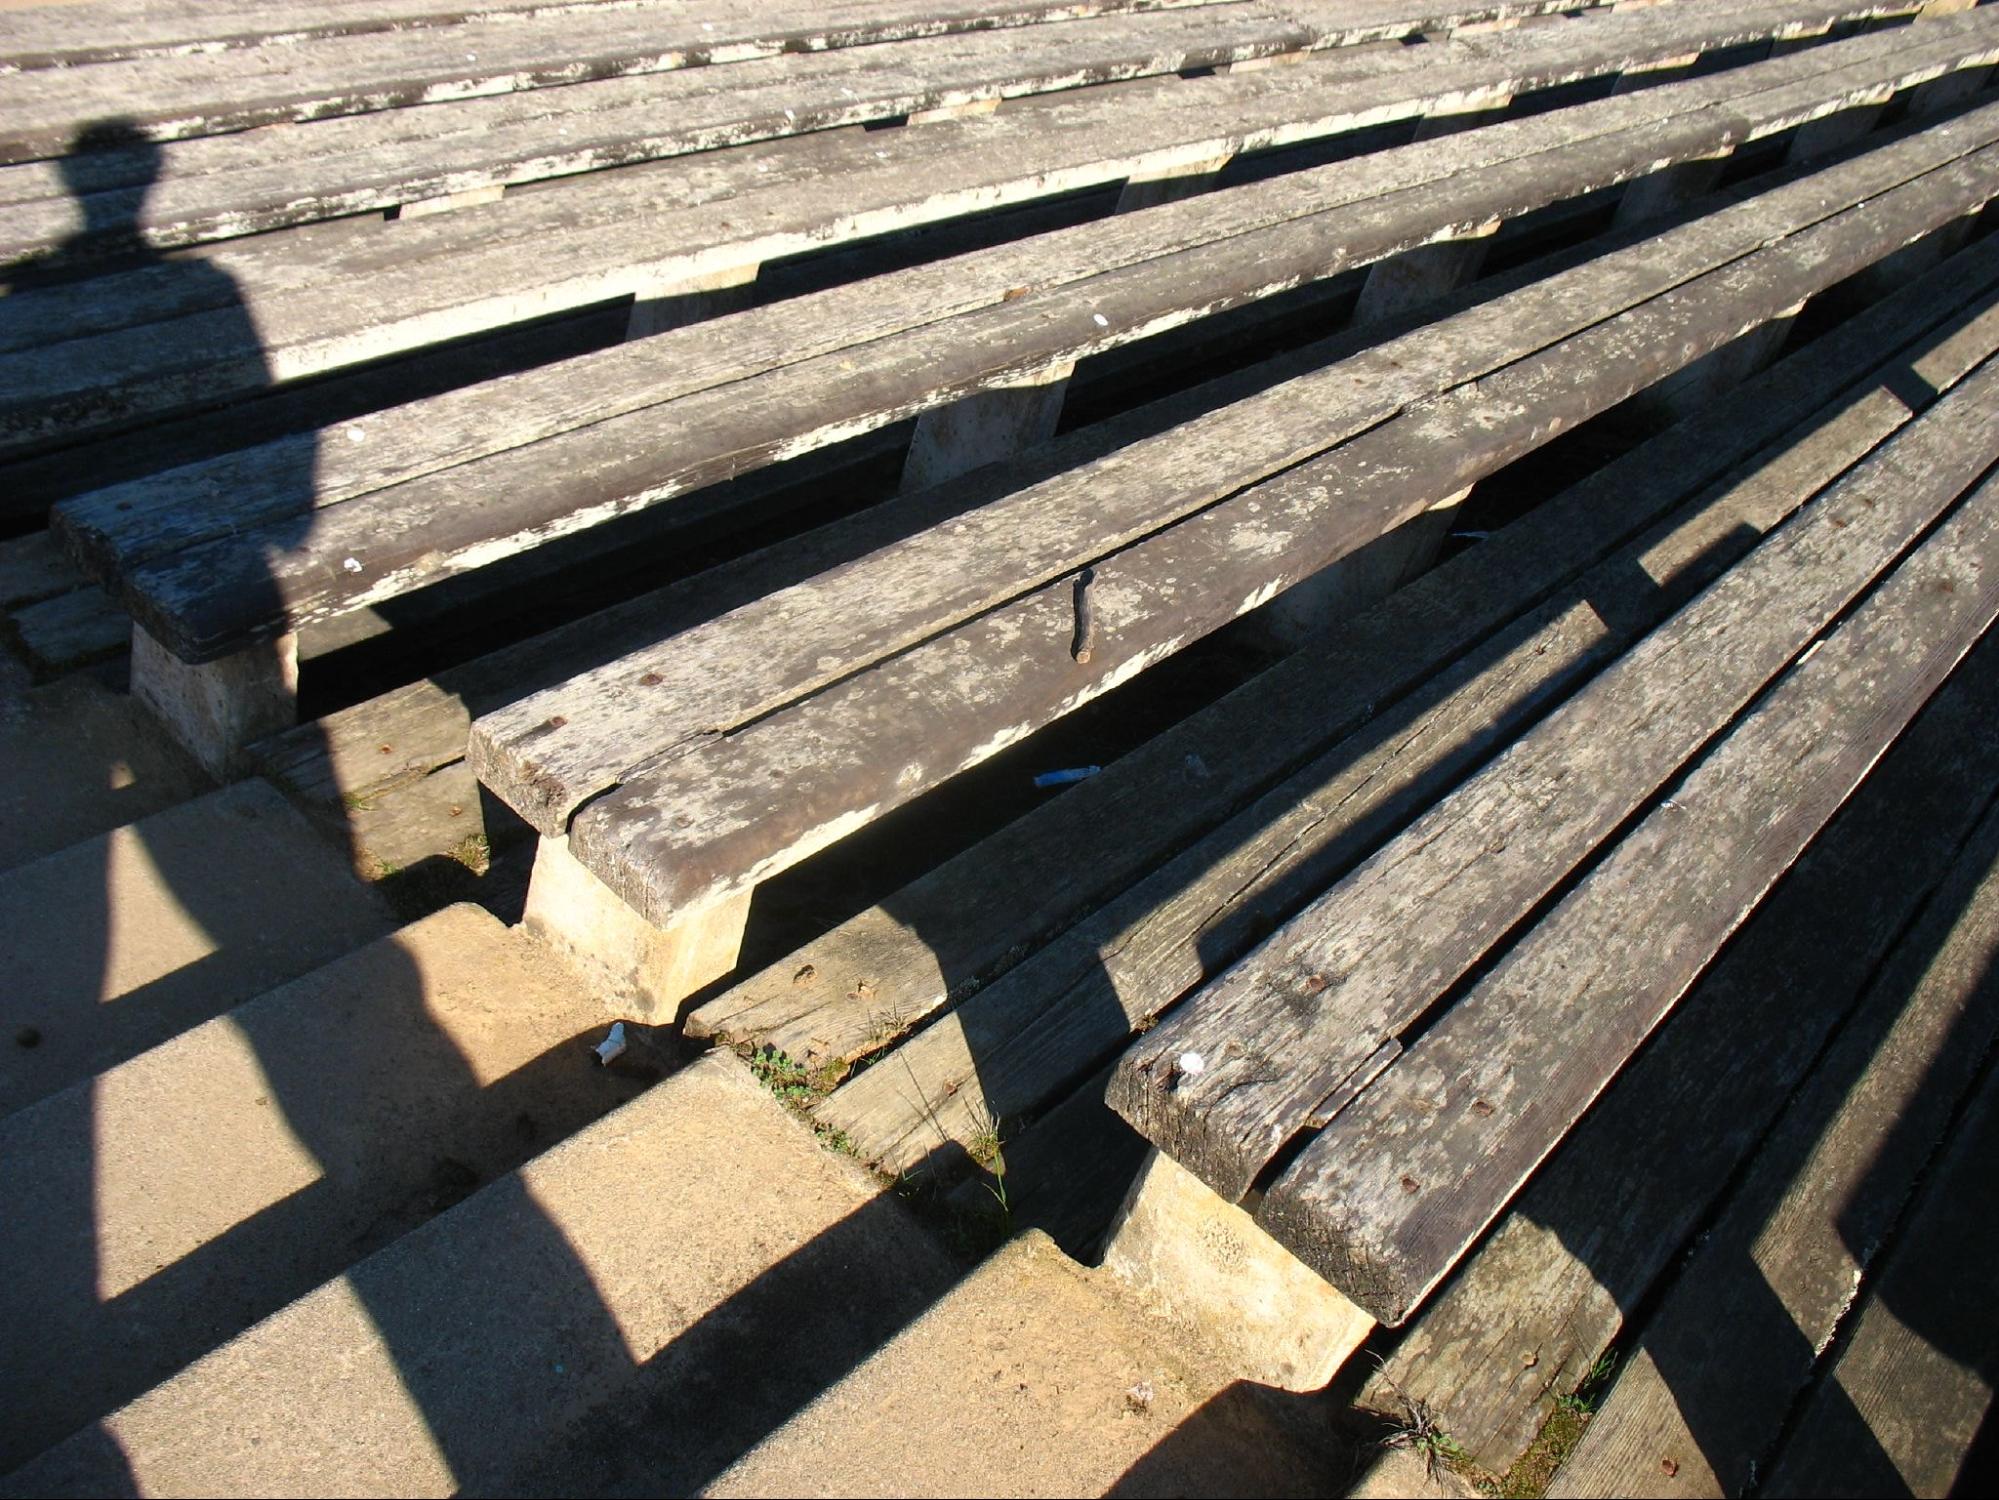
left=1256, top=468, right=1999, bottom=1325
left=51, top=14, right=1995, bottom=589
left=1548, top=765, right=1999, bottom=1498
left=811, top=293, right=1999, bottom=1177
left=1110, top=342, right=1999, bottom=1207
left=1758, top=1051, right=1999, bottom=1499
left=1359, top=286, right=1999, bottom=1477
left=686, top=233, right=1999, bottom=1077
left=472, top=115, right=1999, bottom=844
left=0, top=0, right=1943, bottom=263
left=0, top=0, right=1932, bottom=457
left=0, top=0, right=1245, bottom=71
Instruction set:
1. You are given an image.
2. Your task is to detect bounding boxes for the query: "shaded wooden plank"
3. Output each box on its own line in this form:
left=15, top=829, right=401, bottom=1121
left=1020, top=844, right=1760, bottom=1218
left=811, top=297, right=1999, bottom=1177
left=1759, top=1054, right=1999, bottom=1499
left=1367, top=605, right=1999, bottom=1477
left=558, top=152, right=1999, bottom=938
left=1110, top=340, right=1999, bottom=1207
left=468, top=114, right=1999, bottom=837
left=688, top=233, right=1999, bottom=1075
left=1548, top=763, right=1999, bottom=1497
left=0, top=0, right=1914, bottom=449
left=0, top=0, right=1919, bottom=262
left=1256, top=472, right=1999, bottom=1326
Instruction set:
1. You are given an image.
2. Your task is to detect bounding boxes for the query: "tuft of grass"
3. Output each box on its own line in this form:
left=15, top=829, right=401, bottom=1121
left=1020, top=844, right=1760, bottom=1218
left=744, top=1045, right=817, bottom=1109
left=1495, top=1350, right=1621, bottom=1498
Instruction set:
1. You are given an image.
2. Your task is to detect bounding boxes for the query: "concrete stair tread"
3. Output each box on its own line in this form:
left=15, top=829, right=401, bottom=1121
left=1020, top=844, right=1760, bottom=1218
left=0, top=672, right=211, bottom=875
left=0, top=901, right=653, bottom=1474
left=705, top=1230, right=1354, bottom=1499
left=0, top=777, right=393, bottom=1116
left=5, top=1052, right=963, bottom=1497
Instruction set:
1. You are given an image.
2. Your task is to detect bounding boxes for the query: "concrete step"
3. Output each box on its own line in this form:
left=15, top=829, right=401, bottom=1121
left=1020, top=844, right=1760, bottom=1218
left=0, top=672, right=211, bottom=875
left=704, top=1229, right=1359, bottom=1499
left=0, top=778, right=393, bottom=1117
left=0, top=902, right=652, bottom=1474
left=5, top=1051, right=965, bottom=1497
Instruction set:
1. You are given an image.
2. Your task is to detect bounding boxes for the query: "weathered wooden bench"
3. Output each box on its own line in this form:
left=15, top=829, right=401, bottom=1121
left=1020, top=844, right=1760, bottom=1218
left=789, top=223, right=1999, bottom=1167
left=450, top=97, right=1999, bottom=1026
left=0, top=0, right=1930, bottom=465
left=1076, top=215, right=1999, bottom=1440
left=37, top=6, right=1998, bottom=785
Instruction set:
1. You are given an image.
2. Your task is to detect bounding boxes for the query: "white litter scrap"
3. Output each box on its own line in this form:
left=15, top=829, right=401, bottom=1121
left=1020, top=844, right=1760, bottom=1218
left=593, top=1021, right=628, bottom=1065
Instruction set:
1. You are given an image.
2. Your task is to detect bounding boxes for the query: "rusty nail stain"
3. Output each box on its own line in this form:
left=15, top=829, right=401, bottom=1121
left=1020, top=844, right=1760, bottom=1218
left=1300, top=973, right=1328, bottom=994
left=1471, top=1098, right=1495, bottom=1117
left=378, top=744, right=393, bottom=754
left=793, top=963, right=818, bottom=986
left=448, top=805, right=463, bottom=817
left=1661, top=1459, right=1679, bottom=1478
left=547, top=715, right=568, bottom=729
left=1400, top=1175, right=1420, bottom=1194
left=1003, top=285, right=1028, bottom=301
left=640, top=671, right=663, bottom=685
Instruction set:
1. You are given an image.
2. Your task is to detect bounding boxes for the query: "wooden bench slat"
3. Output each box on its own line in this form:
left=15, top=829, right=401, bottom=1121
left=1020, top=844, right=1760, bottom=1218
left=0, top=0, right=1856, bottom=259
left=132, top=110, right=1778, bottom=670
left=1756, top=1032, right=1999, bottom=1499
left=0, top=0, right=1930, bottom=446
left=1545, top=768, right=1999, bottom=1497
left=810, top=290, right=1999, bottom=1175
left=55, top=12, right=1995, bottom=591
left=1250, top=458, right=1999, bottom=1328
left=0, top=0, right=1251, bottom=72
left=689, top=232, right=1999, bottom=1080
left=551, top=140, right=1999, bottom=935
left=0, top=0, right=1317, bottom=163
left=1365, top=600, right=1999, bottom=1476
left=1110, top=338, right=1999, bottom=1208
left=478, top=114, right=1999, bottom=830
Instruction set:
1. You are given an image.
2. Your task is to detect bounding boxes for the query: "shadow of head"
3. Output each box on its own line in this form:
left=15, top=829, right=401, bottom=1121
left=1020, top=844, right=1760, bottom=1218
left=59, top=118, right=163, bottom=245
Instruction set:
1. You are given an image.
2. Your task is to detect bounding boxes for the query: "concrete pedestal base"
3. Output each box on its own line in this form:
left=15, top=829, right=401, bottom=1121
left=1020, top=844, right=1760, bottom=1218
left=627, top=261, right=762, bottom=338
left=130, top=625, right=298, bottom=782
left=1102, top=1149, right=1375, bottom=1392
left=901, top=362, right=1076, bottom=491
left=522, top=834, right=752, bottom=1019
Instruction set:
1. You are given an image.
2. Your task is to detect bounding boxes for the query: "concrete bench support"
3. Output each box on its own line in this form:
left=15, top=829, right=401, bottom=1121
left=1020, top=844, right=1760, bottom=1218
left=1637, top=298, right=1806, bottom=424
left=130, top=625, right=297, bottom=782
left=901, top=361, right=1077, bottom=490
left=1351, top=218, right=1501, bottom=328
left=1251, top=485, right=1474, bottom=652
left=1612, top=49, right=1701, bottom=95
left=908, top=96, right=1001, bottom=125
left=1101, top=1148, right=1375, bottom=1392
left=522, top=834, right=751, bottom=1018
left=1115, top=149, right=1237, bottom=211
left=1614, top=149, right=1730, bottom=227
left=626, top=261, right=762, bottom=339
left=389, top=184, right=506, bottom=220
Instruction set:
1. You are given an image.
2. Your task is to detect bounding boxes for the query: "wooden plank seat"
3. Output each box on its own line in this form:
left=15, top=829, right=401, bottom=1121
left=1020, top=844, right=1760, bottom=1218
left=1099, top=264, right=1999, bottom=1339
left=0, top=0, right=1940, bottom=464
left=795, top=230, right=1999, bottom=1167
left=39, top=23, right=1999, bottom=785
left=0, top=0, right=1614, bottom=161
left=451, top=107, right=1999, bottom=1021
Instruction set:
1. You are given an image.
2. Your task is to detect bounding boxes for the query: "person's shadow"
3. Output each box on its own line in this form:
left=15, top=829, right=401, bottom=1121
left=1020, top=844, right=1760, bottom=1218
left=0, top=118, right=640, bottom=1492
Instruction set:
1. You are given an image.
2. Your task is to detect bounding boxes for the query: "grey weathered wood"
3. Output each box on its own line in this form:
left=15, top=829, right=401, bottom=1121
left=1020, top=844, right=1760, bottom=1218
left=812, top=294, right=1999, bottom=1177
left=0, top=1, right=1321, bottom=163
left=0, top=0, right=1942, bottom=455
left=0, top=0, right=1248, bottom=71
left=1548, top=765, right=1999, bottom=1498
left=1366, top=614, right=1999, bottom=1478
left=468, top=113, right=1999, bottom=840
left=1758, top=1056, right=1999, bottom=1499
left=2, top=0, right=1938, bottom=265
left=1255, top=466, right=1999, bottom=1326
left=58, top=18, right=1974, bottom=587
left=0, top=531, right=86, bottom=609
left=9, top=587, right=129, bottom=676
left=1110, top=342, right=1999, bottom=1207
left=685, top=233, right=1999, bottom=1075
left=556, top=153, right=1999, bottom=936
